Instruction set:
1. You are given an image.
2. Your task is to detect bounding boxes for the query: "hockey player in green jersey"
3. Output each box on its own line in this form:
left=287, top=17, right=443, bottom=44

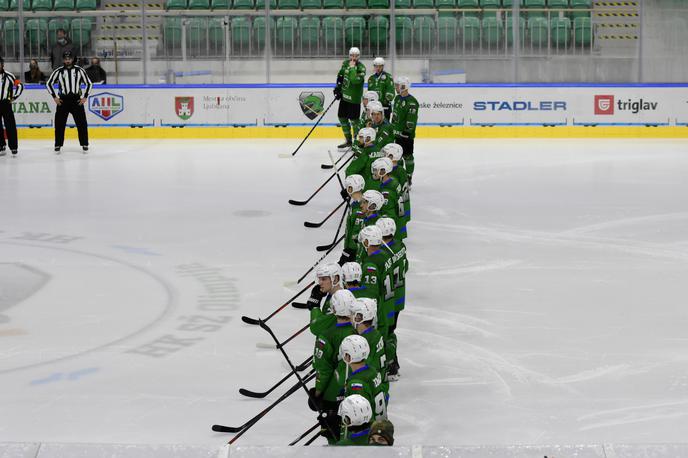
left=354, top=190, right=386, bottom=262
left=345, top=127, right=382, bottom=184
left=391, top=76, right=419, bottom=180
left=376, top=217, right=408, bottom=381
left=342, top=261, right=370, bottom=299
left=358, top=225, right=393, bottom=342
left=335, top=47, right=366, bottom=149
left=339, top=174, right=367, bottom=265
left=310, top=289, right=356, bottom=443
left=367, top=101, right=395, bottom=150
left=307, top=263, right=344, bottom=336
left=340, top=335, right=389, bottom=421
left=382, top=142, right=411, bottom=233
left=334, top=394, right=373, bottom=446
left=351, top=297, right=388, bottom=382
left=369, top=157, right=405, bottom=238
left=368, top=57, right=395, bottom=120
left=353, top=91, right=378, bottom=135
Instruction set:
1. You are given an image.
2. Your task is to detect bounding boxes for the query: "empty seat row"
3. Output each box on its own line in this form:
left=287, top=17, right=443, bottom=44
left=0, top=0, right=96, bottom=11
left=165, top=0, right=591, bottom=10
left=1, top=18, right=94, bottom=49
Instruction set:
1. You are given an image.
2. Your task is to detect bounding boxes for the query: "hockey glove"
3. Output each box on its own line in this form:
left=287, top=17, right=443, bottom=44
left=340, top=188, right=349, bottom=201
left=308, top=387, right=323, bottom=412
left=337, top=248, right=355, bottom=266
left=333, top=86, right=343, bottom=100
left=306, top=284, right=325, bottom=310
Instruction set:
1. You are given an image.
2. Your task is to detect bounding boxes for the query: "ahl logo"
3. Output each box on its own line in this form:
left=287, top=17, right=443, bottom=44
left=299, top=92, right=325, bottom=120
left=175, top=96, right=194, bottom=120
left=595, top=95, right=614, bottom=115
left=88, top=92, right=124, bottom=121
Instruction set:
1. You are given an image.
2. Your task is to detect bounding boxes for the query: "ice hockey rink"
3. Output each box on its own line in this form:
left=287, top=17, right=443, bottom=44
left=2, top=138, right=688, bottom=453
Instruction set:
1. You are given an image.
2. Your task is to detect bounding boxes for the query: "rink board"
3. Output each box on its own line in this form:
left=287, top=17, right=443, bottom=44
left=10, top=83, right=688, bottom=138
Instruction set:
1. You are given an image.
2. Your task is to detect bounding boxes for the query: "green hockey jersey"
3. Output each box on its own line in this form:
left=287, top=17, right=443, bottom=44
left=367, top=71, right=395, bottom=108
left=313, top=322, right=355, bottom=402
left=337, top=60, right=366, bottom=104
left=345, top=364, right=389, bottom=421
left=391, top=93, right=419, bottom=139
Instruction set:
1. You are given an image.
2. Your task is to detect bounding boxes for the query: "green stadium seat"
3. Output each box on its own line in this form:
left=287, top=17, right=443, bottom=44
left=368, top=0, right=388, bottom=7
left=573, top=15, right=591, bottom=46
left=528, top=16, right=548, bottom=47
left=188, top=0, right=209, bottom=9
left=186, top=17, right=208, bottom=49
left=505, top=14, right=526, bottom=45
left=412, top=0, right=433, bottom=8
left=70, top=17, right=92, bottom=47
left=344, top=16, right=365, bottom=49
left=2, top=19, right=19, bottom=50
left=437, top=16, right=457, bottom=49
left=301, top=0, right=321, bottom=7
left=570, top=0, right=590, bottom=18
left=166, top=0, right=186, bottom=9
left=457, top=0, right=479, bottom=18
left=31, top=0, right=52, bottom=11
left=368, top=15, right=388, bottom=51
left=163, top=17, right=182, bottom=50
left=48, top=18, right=70, bottom=46
left=0, top=0, right=8, bottom=9
left=395, top=0, right=410, bottom=6
left=253, top=16, right=274, bottom=49
left=275, top=16, right=297, bottom=50
left=7, top=0, right=16, bottom=10
left=482, top=15, right=503, bottom=46
left=394, top=15, right=413, bottom=50
left=322, top=0, right=342, bottom=7
left=230, top=16, right=250, bottom=49
left=76, top=0, right=96, bottom=9
left=53, top=0, right=74, bottom=10
left=211, top=0, right=229, bottom=8
left=208, top=17, right=225, bottom=51
left=299, top=16, right=320, bottom=51
left=548, top=0, right=568, bottom=8
left=550, top=16, right=570, bottom=47
left=232, top=0, right=253, bottom=8
left=436, top=0, right=455, bottom=18
left=255, top=0, right=276, bottom=8
left=523, top=0, right=545, bottom=17
left=345, top=0, right=366, bottom=8
left=25, top=18, right=48, bottom=50
left=278, top=0, right=298, bottom=7
left=458, top=15, right=480, bottom=46
left=480, top=0, right=500, bottom=9
left=413, top=16, right=434, bottom=52
left=322, top=16, right=343, bottom=52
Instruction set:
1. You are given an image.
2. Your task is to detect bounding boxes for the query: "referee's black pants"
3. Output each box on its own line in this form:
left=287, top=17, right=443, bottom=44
left=0, top=99, right=18, bottom=151
left=54, top=95, right=89, bottom=147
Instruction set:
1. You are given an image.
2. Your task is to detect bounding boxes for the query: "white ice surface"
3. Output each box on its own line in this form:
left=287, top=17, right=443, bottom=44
left=1, top=138, right=688, bottom=447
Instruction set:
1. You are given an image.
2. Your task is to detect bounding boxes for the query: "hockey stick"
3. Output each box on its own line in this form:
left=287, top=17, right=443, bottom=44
left=279, top=98, right=337, bottom=159
left=289, top=423, right=321, bottom=446
left=304, top=429, right=322, bottom=445
left=241, top=281, right=314, bottom=326
left=288, top=154, right=354, bottom=206
left=304, top=199, right=346, bottom=229
left=239, top=355, right=313, bottom=398
left=321, top=147, right=351, bottom=169
left=284, top=233, right=345, bottom=287
left=315, top=200, right=349, bottom=252
left=328, top=149, right=346, bottom=192
left=257, top=319, right=338, bottom=440
left=256, top=323, right=309, bottom=349
left=214, top=371, right=316, bottom=437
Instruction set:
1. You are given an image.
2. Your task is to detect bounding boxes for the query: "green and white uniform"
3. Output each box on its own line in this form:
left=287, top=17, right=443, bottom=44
left=345, top=364, right=388, bottom=421
left=391, top=93, right=419, bottom=176
left=337, top=60, right=366, bottom=143
left=313, top=322, right=355, bottom=403
left=381, top=239, right=408, bottom=365
left=367, top=70, right=395, bottom=112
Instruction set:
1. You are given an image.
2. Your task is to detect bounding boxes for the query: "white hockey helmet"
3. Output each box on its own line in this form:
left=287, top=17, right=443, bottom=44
left=367, top=101, right=384, bottom=115
left=351, top=298, right=377, bottom=325
left=316, top=262, right=343, bottom=287
left=342, top=262, right=363, bottom=284
left=349, top=47, right=361, bottom=58
left=344, top=174, right=365, bottom=195
left=373, top=57, right=385, bottom=67
left=382, top=143, right=403, bottom=162
left=395, top=76, right=411, bottom=91
left=376, top=217, right=396, bottom=238
left=371, top=157, right=393, bottom=178
left=362, top=190, right=385, bottom=212
left=339, top=334, right=370, bottom=364
left=331, top=288, right=356, bottom=318
left=339, top=394, right=373, bottom=427
left=358, top=224, right=383, bottom=247
left=357, top=127, right=376, bottom=145
left=363, top=91, right=379, bottom=103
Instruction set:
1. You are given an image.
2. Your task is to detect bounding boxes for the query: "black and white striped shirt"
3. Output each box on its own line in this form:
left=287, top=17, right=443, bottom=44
left=0, top=70, right=24, bottom=101
left=46, top=65, right=93, bottom=99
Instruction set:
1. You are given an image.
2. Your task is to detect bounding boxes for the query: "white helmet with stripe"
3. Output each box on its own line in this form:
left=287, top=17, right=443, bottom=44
left=371, top=157, right=393, bottom=178
left=382, top=143, right=403, bottom=162
left=357, top=127, right=376, bottom=145
left=376, top=217, right=396, bottom=238
left=351, top=298, right=377, bottom=325
left=342, top=262, right=362, bottom=284
left=339, top=334, right=370, bottom=364
left=331, top=288, right=356, bottom=317
left=362, top=190, right=385, bottom=212
left=358, top=224, right=383, bottom=247
left=339, top=394, right=373, bottom=427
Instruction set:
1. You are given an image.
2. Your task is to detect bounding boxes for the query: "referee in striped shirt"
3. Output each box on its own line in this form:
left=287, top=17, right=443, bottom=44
left=0, top=56, right=24, bottom=157
left=46, top=51, right=93, bottom=153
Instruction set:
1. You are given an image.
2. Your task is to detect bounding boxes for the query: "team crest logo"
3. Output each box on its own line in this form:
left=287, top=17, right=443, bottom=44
left=88, top=92, right=124, bottom=121
left=175, top=96, right=194, bottom=120
left=594, top=95, right=614, bottom=115
left=299, top=92, right=325, bottom=120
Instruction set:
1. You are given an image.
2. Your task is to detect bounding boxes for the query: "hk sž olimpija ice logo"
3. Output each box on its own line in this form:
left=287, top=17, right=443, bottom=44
left=595, top=95, right=614, bottom=115
left=88, top=93, right=124, bottom=121
left=175, top=96, right=194, bottom=120
left=299, top=92, right=325, bottom=120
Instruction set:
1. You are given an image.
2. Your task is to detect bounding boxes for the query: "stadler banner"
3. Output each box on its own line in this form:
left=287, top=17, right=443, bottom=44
left=13, top=84, right=688, bottom=128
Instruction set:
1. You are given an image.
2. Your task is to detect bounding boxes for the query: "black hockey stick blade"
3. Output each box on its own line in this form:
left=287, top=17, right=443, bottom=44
left=315, top=242, right=336, bottom=252
left=291, top=302, right=310, bottom=309
left=320, top=163, right=334, bottom=170
left=304, top=200, right=346, bottom=228
left=304, top=221, right=322, bottom=228
left=241, top=315, right=260, bottom=325
left=288, top=199, right=308, bottom=206
left=212, top=424, right=244, bottom=433
left=238, top=356, right=313, bottom=398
